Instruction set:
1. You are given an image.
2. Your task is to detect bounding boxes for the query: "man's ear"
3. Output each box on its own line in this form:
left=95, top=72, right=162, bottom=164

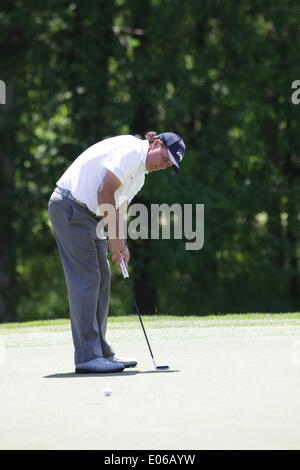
left=153, top=139, right=162, bottom=148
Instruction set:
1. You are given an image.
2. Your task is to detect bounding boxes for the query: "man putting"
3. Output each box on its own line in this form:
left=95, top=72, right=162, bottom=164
left=48, top=131, right=185, bottom=374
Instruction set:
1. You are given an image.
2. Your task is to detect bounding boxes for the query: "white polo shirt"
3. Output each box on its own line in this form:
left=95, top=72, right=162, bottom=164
left=56, top=135, right=149, bottom=213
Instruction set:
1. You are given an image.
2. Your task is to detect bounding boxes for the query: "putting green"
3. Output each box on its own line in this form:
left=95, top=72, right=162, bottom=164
left=0, top=315, right=300, bottom=450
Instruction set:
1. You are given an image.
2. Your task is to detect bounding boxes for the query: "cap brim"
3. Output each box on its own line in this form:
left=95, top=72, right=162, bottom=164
left=167, top=149, right=180, bottom=174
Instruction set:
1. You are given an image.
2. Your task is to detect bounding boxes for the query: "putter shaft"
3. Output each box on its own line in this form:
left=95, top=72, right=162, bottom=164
left=120, top=259, right=165, bottom=369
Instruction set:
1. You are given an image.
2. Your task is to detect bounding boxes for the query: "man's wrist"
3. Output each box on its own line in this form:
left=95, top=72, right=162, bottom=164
left=108, top=238, right=123, bottom=251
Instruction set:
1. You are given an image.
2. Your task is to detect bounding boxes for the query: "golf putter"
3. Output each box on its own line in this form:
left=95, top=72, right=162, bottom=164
left=120, top=258, right=169, bottom=370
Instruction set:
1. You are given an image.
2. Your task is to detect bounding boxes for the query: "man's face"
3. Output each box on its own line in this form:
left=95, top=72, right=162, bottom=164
left=145, top=140, right=173, bottom=173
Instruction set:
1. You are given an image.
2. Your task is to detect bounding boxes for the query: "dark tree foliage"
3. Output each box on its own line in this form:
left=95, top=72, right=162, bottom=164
left=0, top=0, right=299, bottom=321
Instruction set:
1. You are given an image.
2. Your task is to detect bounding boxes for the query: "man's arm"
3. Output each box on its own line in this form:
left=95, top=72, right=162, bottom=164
left=97, top=169, right=129, bottom=266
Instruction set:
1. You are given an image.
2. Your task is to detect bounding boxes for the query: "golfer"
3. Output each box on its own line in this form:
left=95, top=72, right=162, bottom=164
left=48, top=131, right=185, bottom=373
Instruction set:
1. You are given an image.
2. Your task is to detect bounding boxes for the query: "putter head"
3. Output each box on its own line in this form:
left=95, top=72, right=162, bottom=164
left=155, top=365, right=170, bottom=370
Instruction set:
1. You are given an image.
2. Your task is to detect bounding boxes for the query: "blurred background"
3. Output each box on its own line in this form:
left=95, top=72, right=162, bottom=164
left=0, top=0, right=299, bottom=322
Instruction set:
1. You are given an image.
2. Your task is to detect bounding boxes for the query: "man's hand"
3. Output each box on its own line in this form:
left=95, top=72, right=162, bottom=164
left=108, top=239, right=124, bottom=266
left=109, top=240, right=130, bottom=272
left=121, top=242, right=130, bottom=267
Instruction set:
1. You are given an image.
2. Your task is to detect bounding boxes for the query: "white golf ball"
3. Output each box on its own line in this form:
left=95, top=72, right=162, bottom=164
left=104, top=387, right=112, bottom=396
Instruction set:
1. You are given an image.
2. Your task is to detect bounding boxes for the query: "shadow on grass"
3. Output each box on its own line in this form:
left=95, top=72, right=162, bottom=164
left=44, top=369, right=180, bottom=378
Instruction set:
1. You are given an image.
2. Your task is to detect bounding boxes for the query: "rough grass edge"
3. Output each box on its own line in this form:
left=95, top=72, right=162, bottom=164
left=0, top=312, right=300, bottom=331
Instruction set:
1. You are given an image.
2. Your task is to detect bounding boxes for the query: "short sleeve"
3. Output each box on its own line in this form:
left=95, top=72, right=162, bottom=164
left=102, top=146, right=141, bottom=183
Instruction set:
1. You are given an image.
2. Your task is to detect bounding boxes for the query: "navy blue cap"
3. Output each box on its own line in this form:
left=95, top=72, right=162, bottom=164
left=157, top=132, right=186, bottom=174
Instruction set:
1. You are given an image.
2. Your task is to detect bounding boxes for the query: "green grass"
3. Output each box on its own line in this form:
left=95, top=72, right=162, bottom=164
left=0, top=313, right=299, bottom=348
left=1, top=312, right=299, bottom=331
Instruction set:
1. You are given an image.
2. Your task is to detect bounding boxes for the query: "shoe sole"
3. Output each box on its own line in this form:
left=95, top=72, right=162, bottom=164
left=75, top=367, right=124, bottom=374
left=123, top=363, right=138, bottom=368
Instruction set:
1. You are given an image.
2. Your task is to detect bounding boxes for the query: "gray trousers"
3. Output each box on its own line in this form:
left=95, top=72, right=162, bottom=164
left=48, top=189, right=115, bottom=365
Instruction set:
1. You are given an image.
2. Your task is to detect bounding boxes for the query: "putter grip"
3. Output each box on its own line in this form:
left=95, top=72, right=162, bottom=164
left=120, top=258, right=129, bottom=278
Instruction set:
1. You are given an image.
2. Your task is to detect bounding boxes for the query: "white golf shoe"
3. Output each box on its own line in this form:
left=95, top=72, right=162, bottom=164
left=75, top=357, right=124, bottom=374
left=107, top=355, right=138, bottom=368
